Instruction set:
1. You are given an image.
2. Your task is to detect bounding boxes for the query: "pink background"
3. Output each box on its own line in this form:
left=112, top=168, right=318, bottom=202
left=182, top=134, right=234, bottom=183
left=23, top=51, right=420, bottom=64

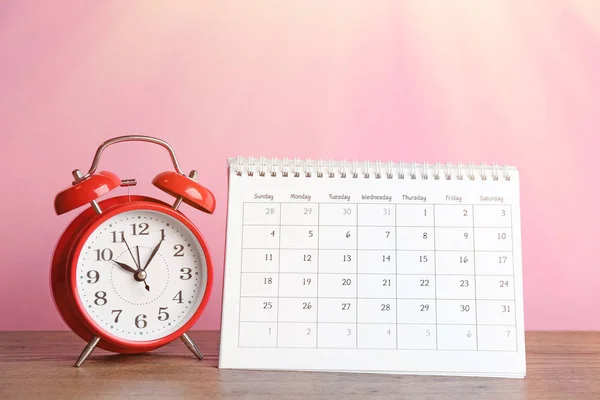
left=1, top=1, right=599, bottom=331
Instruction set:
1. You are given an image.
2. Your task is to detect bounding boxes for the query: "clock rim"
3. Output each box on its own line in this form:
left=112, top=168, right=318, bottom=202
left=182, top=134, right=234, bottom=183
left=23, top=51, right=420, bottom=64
left=52, top=195, right=214, bottom=353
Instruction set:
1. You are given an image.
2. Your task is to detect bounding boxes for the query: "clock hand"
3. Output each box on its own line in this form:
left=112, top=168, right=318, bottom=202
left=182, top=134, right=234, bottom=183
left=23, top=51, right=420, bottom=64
left=133, top=245, right=150, bottom=291
left=135, top=246, right=141, bottom=270
left=141, top=236, right=163, bottom=271
left=111, top=260, right=137, bottom=274
left=123, top=236, right=141, bottom=270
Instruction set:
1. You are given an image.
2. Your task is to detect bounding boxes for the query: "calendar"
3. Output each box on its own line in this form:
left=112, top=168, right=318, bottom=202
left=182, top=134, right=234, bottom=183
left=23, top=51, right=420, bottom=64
left=219, top=158, right=526, bottom=378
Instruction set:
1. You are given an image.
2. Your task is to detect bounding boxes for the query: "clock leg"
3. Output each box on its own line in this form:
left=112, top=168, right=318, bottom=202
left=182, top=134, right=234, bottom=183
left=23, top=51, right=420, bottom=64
left=74, top=336, right=101, bottom=367
left=180, top=332, right=203, bottom=360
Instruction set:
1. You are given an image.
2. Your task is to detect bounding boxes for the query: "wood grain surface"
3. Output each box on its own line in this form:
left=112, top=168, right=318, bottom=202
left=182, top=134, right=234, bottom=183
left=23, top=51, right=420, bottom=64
left=0, top=331, right=599, bottom=399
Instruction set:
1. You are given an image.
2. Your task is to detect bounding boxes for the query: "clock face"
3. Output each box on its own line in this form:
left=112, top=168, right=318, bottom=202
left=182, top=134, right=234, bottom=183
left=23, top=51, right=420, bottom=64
left=74, top=209, right=208, bottom=341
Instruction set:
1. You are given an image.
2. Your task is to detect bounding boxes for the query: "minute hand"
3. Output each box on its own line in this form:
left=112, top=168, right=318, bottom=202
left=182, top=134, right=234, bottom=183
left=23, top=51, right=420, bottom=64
left=142, top=238, right=163, bottom=271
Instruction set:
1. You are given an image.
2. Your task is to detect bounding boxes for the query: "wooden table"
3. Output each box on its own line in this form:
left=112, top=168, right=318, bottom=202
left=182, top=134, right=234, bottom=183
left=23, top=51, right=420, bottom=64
left=1, top=331, right=599, bottom=399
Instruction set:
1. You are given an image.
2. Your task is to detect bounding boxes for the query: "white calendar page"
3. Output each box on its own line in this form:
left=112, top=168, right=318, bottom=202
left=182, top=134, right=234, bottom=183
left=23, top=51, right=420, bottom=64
left=219, top=159, right=526, bottom=378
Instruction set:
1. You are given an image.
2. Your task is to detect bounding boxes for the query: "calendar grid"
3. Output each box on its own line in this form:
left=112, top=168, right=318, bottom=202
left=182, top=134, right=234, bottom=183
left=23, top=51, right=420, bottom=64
left=472, top=205, right=479, bottom=350
left=237, top=270, right=513, bottom=277
left=276, top=203, right=282, bottom=347
left=237, top=204, right=245, bottom=348
left=238, top=202, right=518, bottom=352
left=241, top=321, right=515, bottom=327
left=510, top=204, right=517, bottom=352
left=316, top=204, right=320, bottom=347
left=395, top=203, right=399, bottom=350
left=240, top=248, right=509, bottom=252
left=239, top=295, right=513, bottom=301
left=433, top=205, right=438, bottom=350
left=242, top=224, right=512, bottom=229
left=261, top=346, right=515, bottom=352
left=355, top=206, right=359, bottom=348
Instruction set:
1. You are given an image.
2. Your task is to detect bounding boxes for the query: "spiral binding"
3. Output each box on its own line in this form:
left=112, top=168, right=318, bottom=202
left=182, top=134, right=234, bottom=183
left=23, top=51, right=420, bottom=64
left=229, top=157, right=514, bottom=181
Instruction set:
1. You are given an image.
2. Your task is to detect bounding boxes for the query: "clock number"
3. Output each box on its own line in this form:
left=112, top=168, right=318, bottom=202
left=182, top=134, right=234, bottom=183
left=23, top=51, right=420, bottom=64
left=173, top=290, right=183, bottom=304
left=94, top=291, right=107, bottom=306
left=111, top=231, right=124, bottom=243
left=158, top=307, right=169, bottom=321
left=173, top=244, right=184, bottom=257
left=160, top=228, right=166, bottom=240
left=86, top=270, right=99, bottom=284
left=131, top=223, right=149, bottom=236
left=111, top=309, right=122, bottom=323
left=180, top=267, right=192, bottom=280
left=95, top=248, right=113, bottom=261
left=135, top=314, right=147, bottom=329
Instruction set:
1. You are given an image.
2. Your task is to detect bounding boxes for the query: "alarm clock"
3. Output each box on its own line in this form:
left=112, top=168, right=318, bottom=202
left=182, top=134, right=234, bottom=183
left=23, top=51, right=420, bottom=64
left=50, top=135, right=215, bottom=367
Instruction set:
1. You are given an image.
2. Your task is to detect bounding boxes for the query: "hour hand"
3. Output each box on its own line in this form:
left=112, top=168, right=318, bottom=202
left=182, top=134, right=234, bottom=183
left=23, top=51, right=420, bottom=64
left=111, top=260, right=137, bottom=274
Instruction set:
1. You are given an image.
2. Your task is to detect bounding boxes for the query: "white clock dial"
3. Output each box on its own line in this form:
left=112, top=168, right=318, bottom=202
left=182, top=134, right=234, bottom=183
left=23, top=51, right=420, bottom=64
left=75, top=209, right=208, bottom=341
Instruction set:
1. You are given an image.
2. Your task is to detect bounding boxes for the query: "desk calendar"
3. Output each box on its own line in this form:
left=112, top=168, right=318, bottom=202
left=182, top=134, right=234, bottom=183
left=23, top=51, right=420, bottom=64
left=219, top=158, right=526, bottom=378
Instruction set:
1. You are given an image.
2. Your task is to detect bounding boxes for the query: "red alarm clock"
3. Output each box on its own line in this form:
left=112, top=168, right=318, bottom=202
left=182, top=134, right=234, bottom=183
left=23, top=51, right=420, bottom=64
left=50, top=135, right=215, bottom=367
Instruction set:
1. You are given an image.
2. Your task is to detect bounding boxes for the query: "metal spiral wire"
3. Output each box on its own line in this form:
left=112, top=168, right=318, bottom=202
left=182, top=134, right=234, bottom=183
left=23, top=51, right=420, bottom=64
left=230, top=157, right=513, bottom=181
